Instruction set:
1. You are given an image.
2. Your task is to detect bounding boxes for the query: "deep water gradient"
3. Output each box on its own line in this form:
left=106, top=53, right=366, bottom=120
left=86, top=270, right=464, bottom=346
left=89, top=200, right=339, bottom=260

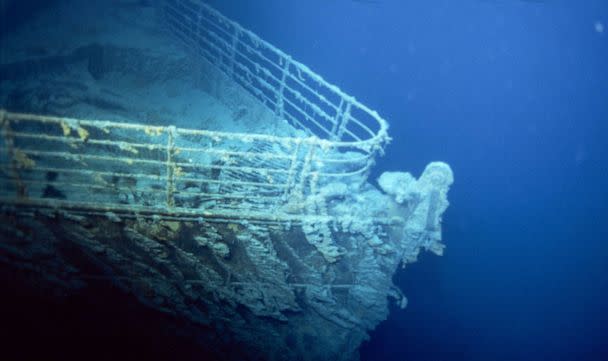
left=2, top=1, right=607, bottom=360
left=208, top=0, right=608, bottom=360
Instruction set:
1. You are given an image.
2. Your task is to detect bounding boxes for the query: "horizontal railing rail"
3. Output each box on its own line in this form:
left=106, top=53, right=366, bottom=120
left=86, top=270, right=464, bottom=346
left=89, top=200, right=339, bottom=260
left=0, top=2, right=392, bottom=224
left=159, top=0, right=389, bottom=150
left=0, top=110, right=382, bottom=222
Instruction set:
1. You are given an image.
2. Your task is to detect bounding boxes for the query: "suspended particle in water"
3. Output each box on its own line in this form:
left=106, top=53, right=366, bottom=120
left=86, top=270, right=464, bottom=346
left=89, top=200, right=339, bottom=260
left=594, top=21, right=604, bottom=34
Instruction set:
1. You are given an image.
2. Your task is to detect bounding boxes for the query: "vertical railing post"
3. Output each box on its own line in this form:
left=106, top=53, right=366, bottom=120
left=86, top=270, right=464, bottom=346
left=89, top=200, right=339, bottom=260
left=196, top=7, right=206, bottom=53
left=330, top=98, right=344, bottom=139
left=275, top=56, right=291, bottom=119
left=295, top=141, right=316, bottom=199
left=1, top=111, right=26, bottom=198
left=279, top=139, right=316, bottom=215
left=335, top=101, right=352, bottom=141
left=358, top=157, right=375, bottom=189
left=165, top=126, right=176, bottom=209
left=282, top=139, right=302, bottom=203
left=229, top=26, right=239, bottom=78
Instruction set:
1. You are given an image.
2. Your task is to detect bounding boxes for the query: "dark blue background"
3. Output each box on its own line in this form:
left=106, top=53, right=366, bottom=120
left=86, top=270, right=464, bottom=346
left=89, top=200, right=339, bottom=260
left=209, top=1, right=608, bottom=360
left=1, top=0, right=606, bottom=359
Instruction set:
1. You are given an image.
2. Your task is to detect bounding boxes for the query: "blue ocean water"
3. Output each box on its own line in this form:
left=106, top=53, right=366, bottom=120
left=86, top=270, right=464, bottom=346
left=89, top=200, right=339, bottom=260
left=1, top=1, right=606, bottom=360
left=207, top=0, right=608, bottom=360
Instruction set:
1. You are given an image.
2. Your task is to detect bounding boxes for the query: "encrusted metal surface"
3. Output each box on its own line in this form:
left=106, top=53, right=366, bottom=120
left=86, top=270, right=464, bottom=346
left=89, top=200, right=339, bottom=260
left=0, top=2, right=390, bottom=222
left=0, top=109, right=385, bottom=223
